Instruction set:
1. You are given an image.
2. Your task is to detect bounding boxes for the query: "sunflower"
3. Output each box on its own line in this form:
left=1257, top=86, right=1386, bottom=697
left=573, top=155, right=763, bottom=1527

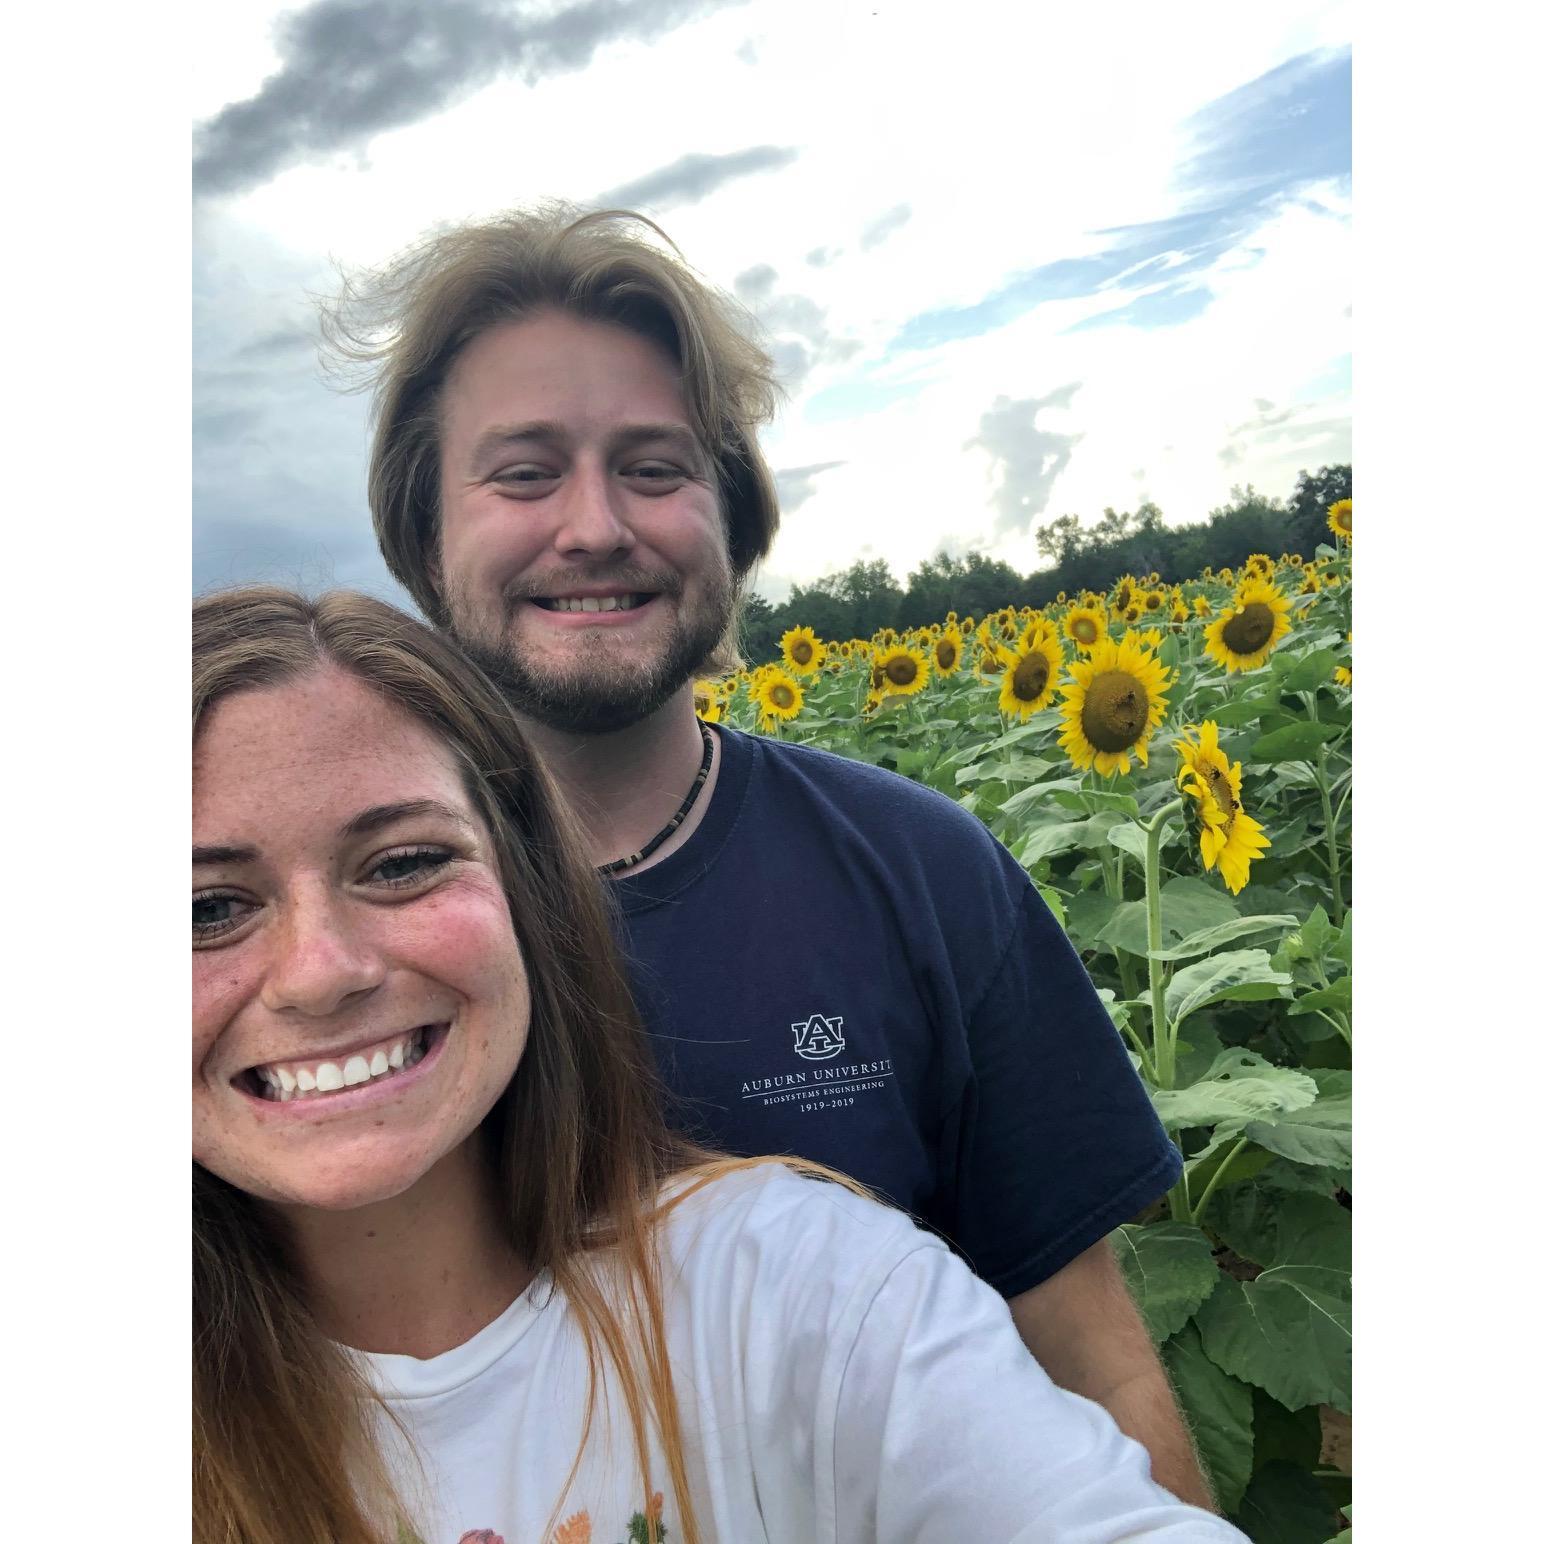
left=1327, top=498, right=1352, bottom=542
left=1057, top=633, right=1173, bottom=776
left=779, top=625, right=825, bottom=676
left=1243, top=553, right=1276, bottom=581
left=692, top=680, right=724, bottom=723
left=751, top=667, right=804, bottom=727
left=1191, top=593, right=1212, bottom=617
left=1203, top=579, right=1293, bottom=673
left=1142, top=587, right=1165, bottom=613
left=1121, top=598, right=1145, bottom=625
left=1111, top=576, right=1137, bottom=613
left=973, top=638, right=1009, bottom=678
left=1062, top=603, right=1108, bottom=653
left=932, top=623, right=965, bottom=676
left=998, top=624, right=1065, bottom=720
left=872, top=642, right=930, bottom=697
left=1175, top=721, right=1271, bottom=895
left=1286, top=552, right=1304, bottom=568
left=1334, top=665, right=1352, bottom=688
left=1171, top=597, right=1191, bottom=623
left=1299, top=570, right=1322, bottom=595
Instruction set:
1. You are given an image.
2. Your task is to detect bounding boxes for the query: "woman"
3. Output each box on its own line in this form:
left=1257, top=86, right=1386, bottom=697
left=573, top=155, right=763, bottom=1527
left=193, top=585, right=1244, bottom=1544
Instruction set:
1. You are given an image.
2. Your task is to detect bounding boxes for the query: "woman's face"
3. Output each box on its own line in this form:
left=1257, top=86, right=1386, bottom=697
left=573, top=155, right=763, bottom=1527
left=192, top=665, right=530, bottom=1213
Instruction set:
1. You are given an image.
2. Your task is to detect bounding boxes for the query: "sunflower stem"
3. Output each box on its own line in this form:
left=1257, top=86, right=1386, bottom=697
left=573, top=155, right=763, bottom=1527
left=1144, top=797, right=1186, bottom=1088
left=1303, top=695, right=1346, bottom=925
left=1191, top=1136, right=1252, bottom=1229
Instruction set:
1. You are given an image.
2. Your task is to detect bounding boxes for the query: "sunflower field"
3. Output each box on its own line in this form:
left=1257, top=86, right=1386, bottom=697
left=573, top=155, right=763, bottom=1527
left=700, top=505, right=1353, bottom=1542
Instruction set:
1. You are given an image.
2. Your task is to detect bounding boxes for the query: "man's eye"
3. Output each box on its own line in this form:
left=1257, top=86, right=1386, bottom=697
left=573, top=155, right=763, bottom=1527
left=369, top=847, right=454, bottom=887
left=493, top=466, right=555, bottom=485
left=629, top=464, right=687, bottom=483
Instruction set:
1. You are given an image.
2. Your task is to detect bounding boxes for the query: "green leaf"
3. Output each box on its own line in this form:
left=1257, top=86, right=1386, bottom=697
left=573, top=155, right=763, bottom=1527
left=1233, top=1461, right=1341, bottom=1544
left=1163, top=1324, right=1255, bottom=1515
left=1151, top=1049, right=1318, bottom=1132
left=999, top=774, right=1085, bottom=816
left=1329, top=909, right=1352, bottom=965
left=1034, top=882, right=1067, bottom=931
left=1194, top=1267, right=1351, bottom=1411
left=1163, top=949, right=1294, bottom=1026
left=1288, top=903, right=1336, bottom=961
left=1111, top=1221, right=1221, bottom=1342
left=1246, top=1070, right=1351, bottom=1168
left=1096, top=900, right=1153, bottom=956
left=955, top=753, right=1054, bottom=786
left=1206, top=691, right=1280, bottom=728
left=1050, top=787, right=1141, bottom=818
left=1183, top=1138, right=1277, bottom=1201
left=1284, top=647, right=1340, bottom=693
left=1250, top=721, right=1338, bottom=763
left=1288, top=976, right=1352, bottom=1017
left=1208, top=1188, right=1351, bottom=1272
left=1159, top=875, right=1241, bottom=935
left=1250, top=1385, right=1325, bottom=1471
left=1150, top=914, right=1299, bottom=962
left=1065, top=889, right=1122, bottom=950
left=1107, top=819, right=1154, bottom=865
left=1015, top=819, right=1090, bottom=868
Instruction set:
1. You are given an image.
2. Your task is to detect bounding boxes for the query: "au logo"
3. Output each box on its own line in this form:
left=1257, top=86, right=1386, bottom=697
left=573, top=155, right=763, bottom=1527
left=791, top=1013, right=846, bottom=1061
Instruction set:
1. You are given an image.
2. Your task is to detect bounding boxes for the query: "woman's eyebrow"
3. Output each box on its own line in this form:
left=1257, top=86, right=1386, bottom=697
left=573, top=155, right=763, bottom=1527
left=192, top=843, right=257, bottom=866
left=341, top=800, right=476, bottom=840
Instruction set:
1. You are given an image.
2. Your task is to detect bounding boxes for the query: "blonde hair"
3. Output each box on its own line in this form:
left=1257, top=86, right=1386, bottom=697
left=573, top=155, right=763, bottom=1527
left=320, top=202, right=783, bottom=649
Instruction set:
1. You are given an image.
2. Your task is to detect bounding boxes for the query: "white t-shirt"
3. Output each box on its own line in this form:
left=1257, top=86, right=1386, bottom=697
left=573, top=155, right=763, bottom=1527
left=359, top=1165, right=1247, bottom=1543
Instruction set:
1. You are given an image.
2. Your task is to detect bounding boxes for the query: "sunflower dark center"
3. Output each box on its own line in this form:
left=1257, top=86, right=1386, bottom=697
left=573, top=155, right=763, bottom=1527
left=1202, top=762, right=1236, bottom=821
left=791, top=639, right=813, bottom=665
left=1221, top=602, right=1275, bottom=655
left=1071, top=616, right=1098, bottom=644
left=937, top=639, right=958, bottom=669
left=1012, top=652, right=1050, bottom=702
left=770, top=683, right=795, bottom=709
left=980, top=652, right=1004, bottom=675
left=1082, top=671, right=1149, bottom=753
left=884, top=655, right=918, bottom=686
left=1144, top=592, right=1162, bottom=610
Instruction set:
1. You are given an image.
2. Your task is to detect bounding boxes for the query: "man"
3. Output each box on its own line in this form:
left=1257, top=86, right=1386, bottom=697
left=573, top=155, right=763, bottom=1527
left=332, top=204, right=1213, bottom=1509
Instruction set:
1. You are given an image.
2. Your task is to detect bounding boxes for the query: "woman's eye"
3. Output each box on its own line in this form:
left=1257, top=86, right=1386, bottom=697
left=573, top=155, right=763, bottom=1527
left=369, top=847, right=454, bottom=887
left=193, top=892, right=253, bottom=942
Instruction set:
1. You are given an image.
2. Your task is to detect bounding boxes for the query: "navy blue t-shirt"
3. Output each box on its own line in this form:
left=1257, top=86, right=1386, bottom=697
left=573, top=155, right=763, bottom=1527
left=612, top=726, right=1181, bottom=1298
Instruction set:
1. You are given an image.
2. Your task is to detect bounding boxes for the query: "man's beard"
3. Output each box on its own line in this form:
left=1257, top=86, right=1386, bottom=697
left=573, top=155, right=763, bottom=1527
left=445, top=560, right=736, bottom=735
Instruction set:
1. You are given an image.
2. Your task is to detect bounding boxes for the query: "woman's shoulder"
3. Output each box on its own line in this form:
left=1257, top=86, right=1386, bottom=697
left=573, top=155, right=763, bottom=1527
left=655, top=1160, right=941, bottom=1304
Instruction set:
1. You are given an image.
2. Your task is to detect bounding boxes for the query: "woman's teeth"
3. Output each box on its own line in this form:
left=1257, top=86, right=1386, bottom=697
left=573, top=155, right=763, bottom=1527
left=254, top=1028, right=430, bottom=1102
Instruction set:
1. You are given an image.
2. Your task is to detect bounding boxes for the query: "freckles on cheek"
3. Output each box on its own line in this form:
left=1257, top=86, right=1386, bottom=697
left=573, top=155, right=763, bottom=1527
left=192, top=961, right=250, bottom=1069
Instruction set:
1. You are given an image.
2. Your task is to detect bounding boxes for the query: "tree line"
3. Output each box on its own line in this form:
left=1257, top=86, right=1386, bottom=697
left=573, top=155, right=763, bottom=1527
left=738, top=464, right=1350, bottom=664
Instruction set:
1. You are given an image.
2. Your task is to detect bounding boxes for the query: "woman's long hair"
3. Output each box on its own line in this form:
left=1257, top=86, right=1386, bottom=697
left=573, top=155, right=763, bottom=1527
left=193, top=585, right=726, bottom=1544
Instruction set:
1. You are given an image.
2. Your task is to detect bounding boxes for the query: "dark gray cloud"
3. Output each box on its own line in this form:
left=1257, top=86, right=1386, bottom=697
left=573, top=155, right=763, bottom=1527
left=859, top=203, right=911, bottom=250
left=194, top=0, right=740, bottom=198
left=966, top=384, right=1084, bottom=533
left=595, top=144, right=798, bottom=211
left=774, top=460, right=846, bottom=515
left=193, top=214, right=411, bottom=606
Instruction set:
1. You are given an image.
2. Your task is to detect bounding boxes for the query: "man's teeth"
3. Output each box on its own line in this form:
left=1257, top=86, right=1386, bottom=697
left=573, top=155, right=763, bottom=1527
left=256, top=1028, right=429, bottom=1102
left=541, top=594, right=645, bottom=613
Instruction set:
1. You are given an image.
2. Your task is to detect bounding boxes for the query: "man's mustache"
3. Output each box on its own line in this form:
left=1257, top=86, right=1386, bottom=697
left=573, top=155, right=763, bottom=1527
left=501, top=566, right=685, bottom=609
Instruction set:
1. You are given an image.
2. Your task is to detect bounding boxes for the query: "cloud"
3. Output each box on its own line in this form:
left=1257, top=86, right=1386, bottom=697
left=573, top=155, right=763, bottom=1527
left=193, top=0, right=740, bottom=198
left=966, top=384, right=1085, bottom=533
left=733, top=262, right=778, bottom=302
left=890, top=47, right=1350, bottom=353
left=1217, top=393, right=1349, bottom=469
left=774, top=460, right=847, bottom=515
left=595, top=143, right=798, bottom=211
left=859, top=203, right=912, bottom=250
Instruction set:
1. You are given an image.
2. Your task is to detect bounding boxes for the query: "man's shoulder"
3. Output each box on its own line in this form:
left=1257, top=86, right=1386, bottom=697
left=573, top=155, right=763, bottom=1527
left=733, top=729, right=1008, bottom=851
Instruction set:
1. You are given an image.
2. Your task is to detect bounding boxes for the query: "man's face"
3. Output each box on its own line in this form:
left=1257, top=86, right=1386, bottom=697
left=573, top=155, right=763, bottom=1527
left=436, top=310, right=734, bottom=734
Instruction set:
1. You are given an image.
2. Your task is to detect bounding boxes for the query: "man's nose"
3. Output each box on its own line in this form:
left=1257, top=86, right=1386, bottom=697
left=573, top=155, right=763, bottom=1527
left=259, top=890, right=386, bottom=1018
left=551, top=460, right=638, bottom=562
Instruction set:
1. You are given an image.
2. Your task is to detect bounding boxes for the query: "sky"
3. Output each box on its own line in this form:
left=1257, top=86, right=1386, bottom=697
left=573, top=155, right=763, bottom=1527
left=192, top=0, right=1351, bottom=609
